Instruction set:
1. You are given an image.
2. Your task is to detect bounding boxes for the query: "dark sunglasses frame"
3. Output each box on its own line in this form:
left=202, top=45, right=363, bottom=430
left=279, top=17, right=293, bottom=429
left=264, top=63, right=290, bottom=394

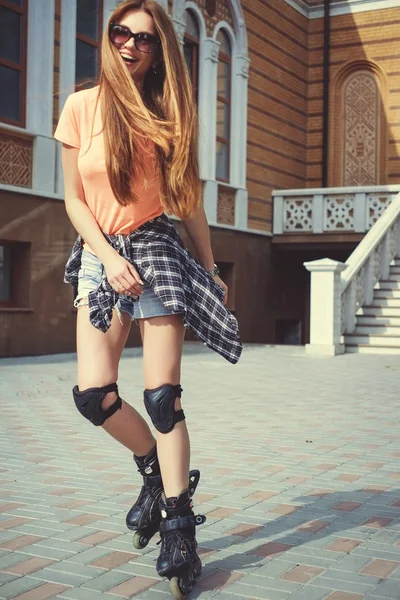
left=109, top=23, right=160, bottom=54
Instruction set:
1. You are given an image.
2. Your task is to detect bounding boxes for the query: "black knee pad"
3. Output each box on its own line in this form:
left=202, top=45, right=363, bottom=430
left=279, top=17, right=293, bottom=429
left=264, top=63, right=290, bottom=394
left=144, top=384, right=185, bottom=434
left=73, top=382, right=122, bottom=426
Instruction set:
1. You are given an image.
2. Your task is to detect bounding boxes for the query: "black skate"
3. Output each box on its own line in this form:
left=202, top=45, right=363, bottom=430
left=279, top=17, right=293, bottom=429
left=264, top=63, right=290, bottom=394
left=126, top=446, right=163, bottom=549
left=157, top=477, right=206, bottom=600
left=126, top=448, right=202, bottom=553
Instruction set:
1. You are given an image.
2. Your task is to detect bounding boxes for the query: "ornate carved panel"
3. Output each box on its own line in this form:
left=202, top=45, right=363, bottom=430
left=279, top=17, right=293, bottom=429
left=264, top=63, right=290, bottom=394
left=197, top=0, right=233, bottom=36
left=343, top=72, right=379, bottom=186
left=283, top=197, right=312, bottom=232
left=217, top=186, right=235, bottom=225
left=324, top=194, right=354, bottom=230
left=0, top=132, right=33, bottom=188
left=367, top=193, right=393, bottom=229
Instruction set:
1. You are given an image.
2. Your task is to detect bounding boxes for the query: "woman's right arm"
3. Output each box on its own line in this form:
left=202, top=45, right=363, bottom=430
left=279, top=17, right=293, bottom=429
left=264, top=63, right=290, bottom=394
left=62, top=144, right=143, bottom=296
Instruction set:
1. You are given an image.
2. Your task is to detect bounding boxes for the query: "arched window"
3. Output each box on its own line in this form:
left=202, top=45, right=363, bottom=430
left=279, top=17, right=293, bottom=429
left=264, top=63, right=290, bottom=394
left=183, top=10, right=200, bottom=102
left=216, top=29, right=231, bottom=182
left=75, top=0, right=103, bottom=87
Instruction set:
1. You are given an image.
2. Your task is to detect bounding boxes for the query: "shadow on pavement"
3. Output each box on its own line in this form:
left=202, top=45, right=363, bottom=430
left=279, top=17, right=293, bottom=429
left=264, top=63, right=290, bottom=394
left=194, top=487, right=400, bottom=595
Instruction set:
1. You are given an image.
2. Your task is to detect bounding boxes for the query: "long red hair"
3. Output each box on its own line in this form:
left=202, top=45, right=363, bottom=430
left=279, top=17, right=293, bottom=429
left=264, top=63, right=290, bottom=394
left=99, top=0, right=201, bottom=219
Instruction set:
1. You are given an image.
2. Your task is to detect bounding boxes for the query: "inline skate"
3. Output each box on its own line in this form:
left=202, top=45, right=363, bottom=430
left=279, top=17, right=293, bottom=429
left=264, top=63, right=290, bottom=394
left=157, top=476, right=206, bottom=599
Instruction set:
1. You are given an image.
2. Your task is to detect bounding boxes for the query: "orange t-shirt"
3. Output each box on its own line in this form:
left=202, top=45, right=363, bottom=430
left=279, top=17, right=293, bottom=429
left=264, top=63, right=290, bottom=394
left=54, top=86, right=164, bottom=247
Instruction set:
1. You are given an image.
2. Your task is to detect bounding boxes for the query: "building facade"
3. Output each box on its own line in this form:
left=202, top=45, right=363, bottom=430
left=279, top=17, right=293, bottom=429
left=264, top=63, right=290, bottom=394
left=1, top=0, right=399, bottom=356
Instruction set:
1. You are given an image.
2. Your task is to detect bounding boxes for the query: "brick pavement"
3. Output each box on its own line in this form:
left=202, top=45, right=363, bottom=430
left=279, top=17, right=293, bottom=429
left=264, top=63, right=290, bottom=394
left=0, top=344, right=400, bottom=599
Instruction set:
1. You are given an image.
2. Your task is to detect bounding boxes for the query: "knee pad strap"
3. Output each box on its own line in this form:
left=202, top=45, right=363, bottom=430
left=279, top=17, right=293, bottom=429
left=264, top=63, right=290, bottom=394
left=144, top=384, right=185, bottom=434
left=73, top=382, right=122, bottom=426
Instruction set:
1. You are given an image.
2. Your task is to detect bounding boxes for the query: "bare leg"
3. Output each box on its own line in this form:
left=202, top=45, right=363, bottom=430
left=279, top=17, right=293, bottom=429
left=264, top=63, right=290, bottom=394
left=77, top=306, right=155, bottom=456
left=139, top=315, right=189, bottom=497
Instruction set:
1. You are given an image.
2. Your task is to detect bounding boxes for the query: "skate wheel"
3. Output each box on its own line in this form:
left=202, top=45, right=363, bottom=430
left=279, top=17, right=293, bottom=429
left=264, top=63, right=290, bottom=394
left=132, top=531, right=148, bottom=549
left=169, top=577, right=188, bottom=600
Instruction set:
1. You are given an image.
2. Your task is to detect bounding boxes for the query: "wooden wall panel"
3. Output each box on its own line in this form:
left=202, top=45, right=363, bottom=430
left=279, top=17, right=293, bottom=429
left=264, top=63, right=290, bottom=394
left=243, top=0, right=308, bottom=233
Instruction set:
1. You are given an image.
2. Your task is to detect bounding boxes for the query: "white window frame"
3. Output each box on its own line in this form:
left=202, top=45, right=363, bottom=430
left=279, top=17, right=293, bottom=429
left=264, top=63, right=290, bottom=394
left=173, top=0, right=249, bottom=229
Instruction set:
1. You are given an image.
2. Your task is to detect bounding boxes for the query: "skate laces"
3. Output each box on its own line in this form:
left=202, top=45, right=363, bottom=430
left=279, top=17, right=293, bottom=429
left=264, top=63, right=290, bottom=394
left=157, top=529, right=192, bottom=551
left=136, top=481, right=162, bottom=506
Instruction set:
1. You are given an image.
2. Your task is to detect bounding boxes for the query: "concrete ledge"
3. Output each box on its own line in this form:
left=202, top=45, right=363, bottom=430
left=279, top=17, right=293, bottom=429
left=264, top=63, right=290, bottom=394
left=306, top=343, right=345, bottom=356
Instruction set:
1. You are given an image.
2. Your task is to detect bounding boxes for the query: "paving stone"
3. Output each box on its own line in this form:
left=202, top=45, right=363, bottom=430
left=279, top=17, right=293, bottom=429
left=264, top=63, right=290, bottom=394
left=334, top=554, right=371, bottom=573
left=0, top=572, right=19, bottom=586
left=3, top=557, right=56, bottom=576
left=0, top=575, right=44, bottom=599
left=12, top=582, right=69, bottom=599
left=289, top=586, right=335, bottom=600
left=237, top=572, right=302, bottom=593
left=367, top=578, right=400, bottom=598
left=0, top=552, right=32, bottom=570
left=60, top=546, right=112, bottom=565
left=56, top=589, right=118, bottom=600
left=222, top=579, right=298, bottom=599
left=79, top=569, right=133, bottom=592
left=252, top=559, right=298, bottom=578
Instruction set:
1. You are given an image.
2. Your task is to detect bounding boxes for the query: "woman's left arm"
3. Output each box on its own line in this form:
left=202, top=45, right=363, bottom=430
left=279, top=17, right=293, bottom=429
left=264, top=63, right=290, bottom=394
left=182, top=204, right=228, bottom=305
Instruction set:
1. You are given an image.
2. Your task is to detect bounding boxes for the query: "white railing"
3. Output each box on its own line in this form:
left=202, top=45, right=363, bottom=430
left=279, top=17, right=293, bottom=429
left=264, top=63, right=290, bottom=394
left=273, top=185, right=400, bottom=234
left=304, top=191, right=400, bottom=355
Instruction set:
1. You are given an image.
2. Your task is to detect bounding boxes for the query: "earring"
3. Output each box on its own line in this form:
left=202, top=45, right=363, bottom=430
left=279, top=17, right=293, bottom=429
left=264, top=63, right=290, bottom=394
left=152, top=65, right=158, bottom=76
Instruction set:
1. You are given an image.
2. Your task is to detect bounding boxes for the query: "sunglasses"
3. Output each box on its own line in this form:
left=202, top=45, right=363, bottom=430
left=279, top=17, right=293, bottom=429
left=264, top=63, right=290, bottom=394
left=109, top=23, right=160, bottom=54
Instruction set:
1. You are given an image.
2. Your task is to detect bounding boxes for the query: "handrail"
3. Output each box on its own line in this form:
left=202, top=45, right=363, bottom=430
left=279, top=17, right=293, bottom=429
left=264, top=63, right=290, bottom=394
left=342, top=191, right=400, bottom=291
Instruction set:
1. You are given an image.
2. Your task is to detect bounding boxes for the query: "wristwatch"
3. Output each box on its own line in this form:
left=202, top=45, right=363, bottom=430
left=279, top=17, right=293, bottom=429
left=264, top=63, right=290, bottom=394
left=207, top=263, right=219, bottom=277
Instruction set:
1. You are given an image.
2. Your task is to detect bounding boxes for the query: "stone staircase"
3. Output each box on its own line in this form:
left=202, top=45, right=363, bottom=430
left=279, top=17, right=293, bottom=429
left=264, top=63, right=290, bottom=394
left=345, top=258, right=400, bottom=353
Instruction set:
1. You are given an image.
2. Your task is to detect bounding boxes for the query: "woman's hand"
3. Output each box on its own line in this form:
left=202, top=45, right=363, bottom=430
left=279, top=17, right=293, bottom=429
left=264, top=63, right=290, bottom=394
left=103, top=252, right=143, bottom=297
left=213, top=275, right=228, bottom=306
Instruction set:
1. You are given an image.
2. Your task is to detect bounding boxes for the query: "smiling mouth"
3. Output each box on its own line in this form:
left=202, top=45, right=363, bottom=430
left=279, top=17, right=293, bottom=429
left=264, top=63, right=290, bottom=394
left=120, top=54, right=137, bottom=64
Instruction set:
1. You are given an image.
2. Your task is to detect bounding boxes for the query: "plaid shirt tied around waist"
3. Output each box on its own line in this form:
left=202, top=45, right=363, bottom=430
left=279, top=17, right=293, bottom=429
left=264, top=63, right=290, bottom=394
left=65, top=214, right=242, bottom=364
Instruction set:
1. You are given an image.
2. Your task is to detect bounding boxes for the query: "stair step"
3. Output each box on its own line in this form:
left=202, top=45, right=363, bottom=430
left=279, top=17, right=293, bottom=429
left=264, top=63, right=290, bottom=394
left=343, top=334, right=400, bottom=346
left=372, top=298, right=400, bottom=307
left=356, top=315, right=400, bottom=326
left=358, top=306, right=400, bottom=316
left=354, top=324, right=400, bottom=335
left=375, top=280, right=400, bottom=290
left=374, top=289, right=400, bottom=298
left=374, top=288, right=400, bottom=299
left=345, top=345, right=400, bottom=355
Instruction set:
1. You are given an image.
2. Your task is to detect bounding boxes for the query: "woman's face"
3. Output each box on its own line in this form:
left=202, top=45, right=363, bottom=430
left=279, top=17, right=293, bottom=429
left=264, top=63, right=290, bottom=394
left=114, top=9, right=159, bottom=87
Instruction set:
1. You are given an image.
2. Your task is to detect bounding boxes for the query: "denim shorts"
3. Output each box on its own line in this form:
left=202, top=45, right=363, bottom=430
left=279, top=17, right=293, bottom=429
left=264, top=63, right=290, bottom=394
left=74, top=249, right=173, bottom=320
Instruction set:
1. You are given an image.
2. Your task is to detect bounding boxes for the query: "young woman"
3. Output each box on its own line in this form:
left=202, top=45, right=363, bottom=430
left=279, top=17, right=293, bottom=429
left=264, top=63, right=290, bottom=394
left=55, top=1, right=241, bottom=597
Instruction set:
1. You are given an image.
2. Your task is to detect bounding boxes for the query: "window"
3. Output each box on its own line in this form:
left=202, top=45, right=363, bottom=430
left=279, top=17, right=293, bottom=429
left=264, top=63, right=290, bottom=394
left=75, top=0, right=103, bottom=87
left=216, top=30, right=231, bottom=182
left=0, top=0, right=28, bottom=126
left=0, top=241, right=30, bottom=307
left=183, top=10, right=199, bottom=102
left=0, top=244, right=12, bottom=304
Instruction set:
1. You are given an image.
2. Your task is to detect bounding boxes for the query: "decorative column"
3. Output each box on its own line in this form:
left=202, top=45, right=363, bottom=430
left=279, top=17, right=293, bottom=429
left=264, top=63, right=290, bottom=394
left=200, top=38, right=219, bottom=225
left=304, top=258, right=347, bottom=356
left=233, top=54, right=250, bottom=229
left=26, top=0, right=56, bottom=193
left=171, top=0, right=186, bottom=43
left=26, top=0, right=55, bottom=136
left=103, top=0, right=119, bottom=30
left=56, top=0, right=78, bottom=195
